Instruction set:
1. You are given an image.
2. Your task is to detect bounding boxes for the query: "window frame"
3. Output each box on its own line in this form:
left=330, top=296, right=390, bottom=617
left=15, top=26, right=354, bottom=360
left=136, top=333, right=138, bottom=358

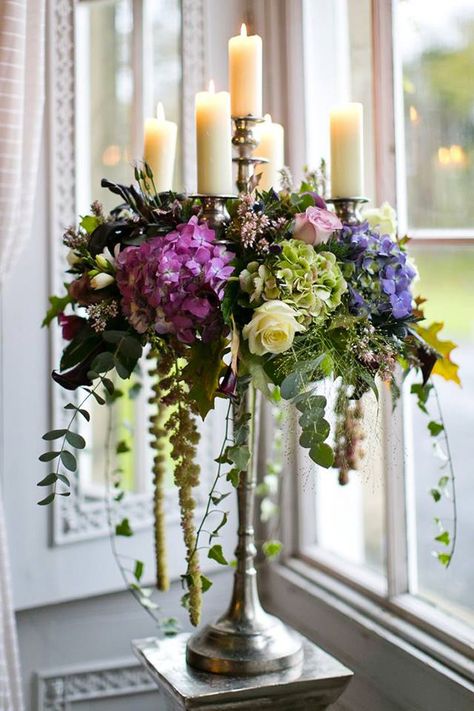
left=262, top=0, right=474, bottom=685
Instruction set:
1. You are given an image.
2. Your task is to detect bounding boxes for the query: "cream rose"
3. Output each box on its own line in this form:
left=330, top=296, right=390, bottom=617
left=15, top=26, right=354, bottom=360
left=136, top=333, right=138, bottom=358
left=363, top=201, right=397, bottom=239
left=242, top=300, right=305, bottom=356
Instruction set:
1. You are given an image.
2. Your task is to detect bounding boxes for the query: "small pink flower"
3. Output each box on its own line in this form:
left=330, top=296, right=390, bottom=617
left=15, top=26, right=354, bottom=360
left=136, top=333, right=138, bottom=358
left=294, top=206, right=342, bottom=245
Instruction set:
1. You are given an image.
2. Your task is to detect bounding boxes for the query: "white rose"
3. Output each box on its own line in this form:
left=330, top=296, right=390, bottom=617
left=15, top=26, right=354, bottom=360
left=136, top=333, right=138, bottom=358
left=363, top=201, right=397, bottom=238
left=66, top=249, right=81, bottom=267
left=90, top=272, right=115, bottom=290
left=242, top=300, right=305, bottom=356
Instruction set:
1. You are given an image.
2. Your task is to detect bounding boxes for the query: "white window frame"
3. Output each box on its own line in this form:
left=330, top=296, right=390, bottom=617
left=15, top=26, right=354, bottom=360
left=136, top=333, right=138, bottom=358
left=258, top=0, right=474, bottom=700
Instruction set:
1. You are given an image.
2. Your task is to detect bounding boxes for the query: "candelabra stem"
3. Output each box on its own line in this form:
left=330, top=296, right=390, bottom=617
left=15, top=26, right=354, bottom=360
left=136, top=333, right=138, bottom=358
left=326, top=196, right=369, bottom=225
left=186, top=385, right=303, bottom=675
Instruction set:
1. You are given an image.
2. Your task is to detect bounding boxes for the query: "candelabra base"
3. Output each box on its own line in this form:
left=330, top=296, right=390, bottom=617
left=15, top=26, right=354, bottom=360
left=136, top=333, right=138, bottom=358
left=186, top=609, right=303, bottom=675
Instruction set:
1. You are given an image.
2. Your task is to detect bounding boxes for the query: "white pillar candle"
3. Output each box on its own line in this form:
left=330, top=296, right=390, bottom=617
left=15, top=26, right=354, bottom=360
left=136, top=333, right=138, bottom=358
left=229, top=23, right=263, bottom=117
left=195, top=80, right=234, bottom=195
left=143, top=102, right=177, bottom=192
left=330, top=102, right=364, bottom=197
left=254, top=114, right=284, bottom=191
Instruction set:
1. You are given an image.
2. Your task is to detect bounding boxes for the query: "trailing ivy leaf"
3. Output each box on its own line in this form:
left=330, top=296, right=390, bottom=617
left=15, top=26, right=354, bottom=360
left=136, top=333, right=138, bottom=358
left=37, top=473, right=58, bottom=486
left=57, top=473, right=70, bottom=486
left=309, top=442, right=334, bottom=468
left=57, top=492, right=71, bottom=497
left=428, top=421, right=444, bottom=437
left=134, top=560, right=144, bottom=581
left=65, top=431, right=86, bottom=449
left=438, top=476, right=449, bottom=489
left=42, top=293, right=72, bottom=328
left=208, top=544, right=228, bottom=565
left=410, top=383, right=433, bottom=415
left=201, top=575, right=213, bottom=593
left=39, top=451, right=60, bottom=462
left=60, top=450, right=77, bottom=472
left=116, top=440, right=131, bottom=454
left=211, top=492, right=230, bottom=506
left=226, top=469, right=240, bottom=487
left=42, top=429, right=67, bottom=441
left=435, top=531, right=450, bottom=546
left=436, top=552, right=451, bottom=566
left=430, top=488, right=441, bottom=502
left=116, top=518, right=133, bottom=537
left=226, top=444, right=250, bottom=471
left=210, top=512, right=228, bottom=540
left=262, top=540, right=282, bottom=559
left=38, top=493, right=55, bottom=506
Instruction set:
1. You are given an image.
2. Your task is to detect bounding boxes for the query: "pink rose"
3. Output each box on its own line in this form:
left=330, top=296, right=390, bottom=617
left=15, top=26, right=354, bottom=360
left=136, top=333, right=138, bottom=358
left=294, top=206, right=342, bottom=245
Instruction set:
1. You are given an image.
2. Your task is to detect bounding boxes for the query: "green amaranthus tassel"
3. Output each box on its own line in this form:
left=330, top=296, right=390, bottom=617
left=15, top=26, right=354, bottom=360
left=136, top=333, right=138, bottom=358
left=148, top=350, right=171, bottom=592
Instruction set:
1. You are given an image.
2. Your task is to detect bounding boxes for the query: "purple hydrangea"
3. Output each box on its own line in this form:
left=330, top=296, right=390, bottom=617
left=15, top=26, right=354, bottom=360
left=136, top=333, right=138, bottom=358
left=116, top=216, right=234, bottom=343
left=339, top=222, right=416, bottom=320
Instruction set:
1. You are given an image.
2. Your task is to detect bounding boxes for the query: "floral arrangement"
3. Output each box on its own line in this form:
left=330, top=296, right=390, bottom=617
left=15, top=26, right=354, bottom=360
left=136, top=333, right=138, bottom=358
left=39, top=166, right=460, bottom=627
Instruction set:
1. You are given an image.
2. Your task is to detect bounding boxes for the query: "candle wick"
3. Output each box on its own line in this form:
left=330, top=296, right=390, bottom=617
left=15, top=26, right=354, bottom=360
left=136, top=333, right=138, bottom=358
left=208, top=79, right=215, bottom=94
left=240, top=22, right=247, bottom=37
left=156, top=102, right=165, bottom=122
left=264, top=113, right=272, bottom=123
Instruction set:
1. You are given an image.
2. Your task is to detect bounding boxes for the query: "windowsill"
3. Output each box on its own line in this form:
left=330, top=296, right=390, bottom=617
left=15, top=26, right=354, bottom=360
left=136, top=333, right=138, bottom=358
left=261, top=558, right=474, bottom=710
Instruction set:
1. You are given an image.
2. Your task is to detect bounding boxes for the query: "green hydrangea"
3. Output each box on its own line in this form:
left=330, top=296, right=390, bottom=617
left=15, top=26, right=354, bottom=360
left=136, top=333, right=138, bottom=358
left=239, top=240, right=347, bottom=324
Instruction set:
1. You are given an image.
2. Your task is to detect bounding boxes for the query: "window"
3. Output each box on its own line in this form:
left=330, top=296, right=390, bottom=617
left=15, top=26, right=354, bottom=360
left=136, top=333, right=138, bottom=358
left=75, top=0, right=182, bottom=214
left=286, top=0, right=473, bottom=671
left=73, top=0, right=183, bottom=501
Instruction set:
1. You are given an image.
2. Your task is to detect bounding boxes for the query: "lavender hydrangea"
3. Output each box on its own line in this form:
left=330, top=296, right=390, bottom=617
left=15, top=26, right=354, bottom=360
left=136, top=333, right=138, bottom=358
left=339, top=222, right=416, bottom=320
left=116, top=216, right=234, bottom=343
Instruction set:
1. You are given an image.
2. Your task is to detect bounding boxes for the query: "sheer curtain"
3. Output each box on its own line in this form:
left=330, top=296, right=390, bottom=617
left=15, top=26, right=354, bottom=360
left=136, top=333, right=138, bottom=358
left=0, top=0, right=46, bottom=708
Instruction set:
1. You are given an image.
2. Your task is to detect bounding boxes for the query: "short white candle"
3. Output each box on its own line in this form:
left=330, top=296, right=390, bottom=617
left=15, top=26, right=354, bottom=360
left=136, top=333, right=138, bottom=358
left=229, top=23, right=263, bottom=117
left=330, top=102, right=364, bottom=197
left=254, top=114, right=284, bottom=191
left=143, top=102, right=178, bottom=192
left=195, top=80, right=234, bottom=195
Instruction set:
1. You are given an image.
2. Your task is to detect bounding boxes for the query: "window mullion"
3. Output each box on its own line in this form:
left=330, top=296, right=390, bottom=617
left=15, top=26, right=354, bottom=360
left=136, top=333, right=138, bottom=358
left=131, top=0, right=145, bottom=165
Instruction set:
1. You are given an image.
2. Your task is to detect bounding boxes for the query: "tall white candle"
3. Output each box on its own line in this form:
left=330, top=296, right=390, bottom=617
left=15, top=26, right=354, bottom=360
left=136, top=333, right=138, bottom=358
left=229, top=23, right=263, bottom=117
left=330, top=103, right=364, bottom=197
left=143, top=102, right=177, bottom=192
left=195, top=80, right=234, bottom=195
left=254, top=114, right=284, bottom=191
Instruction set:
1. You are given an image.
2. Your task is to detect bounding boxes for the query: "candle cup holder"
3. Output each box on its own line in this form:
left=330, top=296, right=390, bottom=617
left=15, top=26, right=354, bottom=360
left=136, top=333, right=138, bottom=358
left=232, top=115, right=268, bottom=194
left=326, top=197, right=369, bottom=226
left=191, top=194, right=236, bottom=230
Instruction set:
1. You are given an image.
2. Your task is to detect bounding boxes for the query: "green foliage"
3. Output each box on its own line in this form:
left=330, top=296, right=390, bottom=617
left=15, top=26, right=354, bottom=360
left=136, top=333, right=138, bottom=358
left=80, top=214, right=101, bottom=234
left=208, top=544, right=228, bottom=565
left=183, top=337, right=228, bottom=418
left=201, top=574, right=213, bottom=592
left=115, top=518, right=133, bottom=537
left=134, top=560, right=144, bottom=582
left=42, top=292, right=72, bottom=327
left=262, top=540, right=282, bottom=559
left=428, top=421, right=444, bottom=437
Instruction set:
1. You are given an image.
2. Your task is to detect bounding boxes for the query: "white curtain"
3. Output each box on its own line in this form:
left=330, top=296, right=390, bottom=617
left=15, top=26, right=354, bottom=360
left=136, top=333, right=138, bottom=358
left=0, top=0, right=46, bottom=708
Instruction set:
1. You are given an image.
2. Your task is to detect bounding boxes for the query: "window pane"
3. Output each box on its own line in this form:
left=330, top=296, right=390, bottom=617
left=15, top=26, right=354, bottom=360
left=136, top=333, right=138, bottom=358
left=304, top=384, right=386, bottom=579
left=76, top=0, right=135, bottom=213
left=396, top=0, right=474, bottom=230
left=145, top=0, right=183, bottom=190
left=303, top=0, right=376, bottom=200
left=408, top=244, right=474, bottom=625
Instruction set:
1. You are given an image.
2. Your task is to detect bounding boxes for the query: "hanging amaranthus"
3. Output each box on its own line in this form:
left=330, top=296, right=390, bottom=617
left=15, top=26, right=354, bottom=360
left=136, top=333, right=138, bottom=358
left=334, top=385, right=365, bottom=486
left=148, top=348, right=173, bottom=592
